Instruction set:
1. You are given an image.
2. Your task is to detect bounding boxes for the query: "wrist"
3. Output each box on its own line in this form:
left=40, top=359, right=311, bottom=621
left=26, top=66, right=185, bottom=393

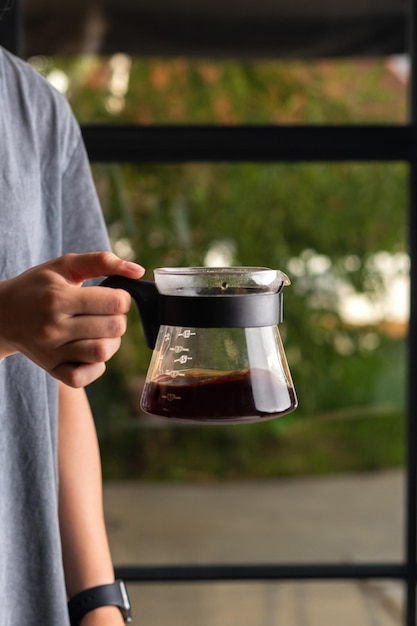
left=0, top=280, right=17, bottom=357
left=68, top=580, right=132, bottom=625
left=0, top=339, right=18, bottom=362
left=0, top=349, right=16, bottom=363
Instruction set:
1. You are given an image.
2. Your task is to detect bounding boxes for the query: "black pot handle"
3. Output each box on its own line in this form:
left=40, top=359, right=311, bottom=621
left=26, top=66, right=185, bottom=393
left=100, top=276, right=160, bottom=349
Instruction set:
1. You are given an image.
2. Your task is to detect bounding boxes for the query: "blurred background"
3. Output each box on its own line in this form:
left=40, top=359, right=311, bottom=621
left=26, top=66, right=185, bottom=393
left=0, top=0, right=412, bottom=623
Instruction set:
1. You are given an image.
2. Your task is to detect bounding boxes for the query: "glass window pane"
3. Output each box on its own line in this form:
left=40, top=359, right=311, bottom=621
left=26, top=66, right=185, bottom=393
left=90, top=162, right=407, bottom=565
left=104, top=472, right=404, bottom=565
left=27, top=55, right=408, bottom=124
left=120, top=581, right=404, bottom=626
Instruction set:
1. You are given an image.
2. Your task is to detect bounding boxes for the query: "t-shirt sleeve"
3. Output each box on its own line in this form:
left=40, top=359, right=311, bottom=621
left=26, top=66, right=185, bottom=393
left=61, top=130, right=110, bottom=256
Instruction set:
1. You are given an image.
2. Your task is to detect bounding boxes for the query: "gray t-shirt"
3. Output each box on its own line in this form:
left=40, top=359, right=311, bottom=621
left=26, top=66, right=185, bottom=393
left=0, top=47, right=110, bottom=624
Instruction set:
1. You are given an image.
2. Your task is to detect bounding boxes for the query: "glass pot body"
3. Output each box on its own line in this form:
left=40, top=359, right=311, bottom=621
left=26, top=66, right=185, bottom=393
left=140, top=267, right=297, bottom=424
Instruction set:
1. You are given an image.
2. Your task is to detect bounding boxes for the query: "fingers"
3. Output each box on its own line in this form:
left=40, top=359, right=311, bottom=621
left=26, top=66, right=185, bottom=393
left=64, top=285, right=133, bottom=316
left=64, top=313, right=128, bottom=342
left=53, top=362, right=107, bottom=389
left=51, top=252, right=145, bottom=285
left=61, top=336, right=123, bottom=366
left=51, top=335, right=123, bottom=387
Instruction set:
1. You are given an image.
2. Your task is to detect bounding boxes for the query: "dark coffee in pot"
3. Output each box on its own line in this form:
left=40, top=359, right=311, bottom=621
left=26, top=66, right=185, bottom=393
left=140, top=368, right=297, bottom=423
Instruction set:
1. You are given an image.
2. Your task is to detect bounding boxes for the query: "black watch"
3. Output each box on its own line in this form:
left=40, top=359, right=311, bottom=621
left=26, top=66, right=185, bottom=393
left=68, top=579, right=132, bottom=625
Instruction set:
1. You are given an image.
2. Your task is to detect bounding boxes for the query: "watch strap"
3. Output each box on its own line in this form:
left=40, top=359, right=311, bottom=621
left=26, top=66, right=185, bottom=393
left=68, top=579, right=132, bottom=625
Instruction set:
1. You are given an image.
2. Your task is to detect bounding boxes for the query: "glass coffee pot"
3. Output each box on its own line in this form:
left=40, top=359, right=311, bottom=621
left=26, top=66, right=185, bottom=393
left=101, top=267, right=297, bottom=424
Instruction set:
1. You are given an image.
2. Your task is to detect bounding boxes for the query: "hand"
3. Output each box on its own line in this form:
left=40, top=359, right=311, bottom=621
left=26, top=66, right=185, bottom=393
left=0, top=252, right=145, bottom=387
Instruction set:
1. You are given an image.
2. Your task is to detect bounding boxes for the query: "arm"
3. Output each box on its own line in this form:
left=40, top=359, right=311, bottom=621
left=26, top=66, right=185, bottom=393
left=58, top=382, right=126, bottom=626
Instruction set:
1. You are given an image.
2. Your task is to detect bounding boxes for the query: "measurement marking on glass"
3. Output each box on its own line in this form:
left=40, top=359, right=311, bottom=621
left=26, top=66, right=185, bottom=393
left=174, top=355, right=193, bottom=364
left=162, top=393, right=182, bottom=402
left=170, top=345, right=190, bottom=354
left=166, top=371, right=186, bottom=378
left=178, top=330, right=196, bottom=339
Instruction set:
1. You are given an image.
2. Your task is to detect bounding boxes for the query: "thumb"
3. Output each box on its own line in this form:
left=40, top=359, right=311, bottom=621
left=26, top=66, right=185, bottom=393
left=51, top=252, right=145, bottom=285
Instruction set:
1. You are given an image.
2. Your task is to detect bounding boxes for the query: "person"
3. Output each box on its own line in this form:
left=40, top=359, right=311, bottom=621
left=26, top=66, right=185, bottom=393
left=0, top=40, right=143, bottom=625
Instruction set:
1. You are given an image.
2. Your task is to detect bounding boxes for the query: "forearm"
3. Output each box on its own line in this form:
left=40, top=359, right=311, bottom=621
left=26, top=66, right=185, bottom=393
left=58, top=383, right=125, bottom=625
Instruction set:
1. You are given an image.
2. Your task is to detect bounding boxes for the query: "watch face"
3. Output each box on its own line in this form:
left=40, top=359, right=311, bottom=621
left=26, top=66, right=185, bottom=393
left=117, top=580, right=132, bottom=623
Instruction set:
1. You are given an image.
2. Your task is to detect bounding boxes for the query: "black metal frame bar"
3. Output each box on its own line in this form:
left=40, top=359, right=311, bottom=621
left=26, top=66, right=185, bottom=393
left=6, top=0, right=417, bottom=623
left=82, top=124, right=417, bottom=163
left=0, top=0, right=22, bottom=57
left=405, top=2, right=417, bottom=624
left=115, top=563, right=406, bottom=583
